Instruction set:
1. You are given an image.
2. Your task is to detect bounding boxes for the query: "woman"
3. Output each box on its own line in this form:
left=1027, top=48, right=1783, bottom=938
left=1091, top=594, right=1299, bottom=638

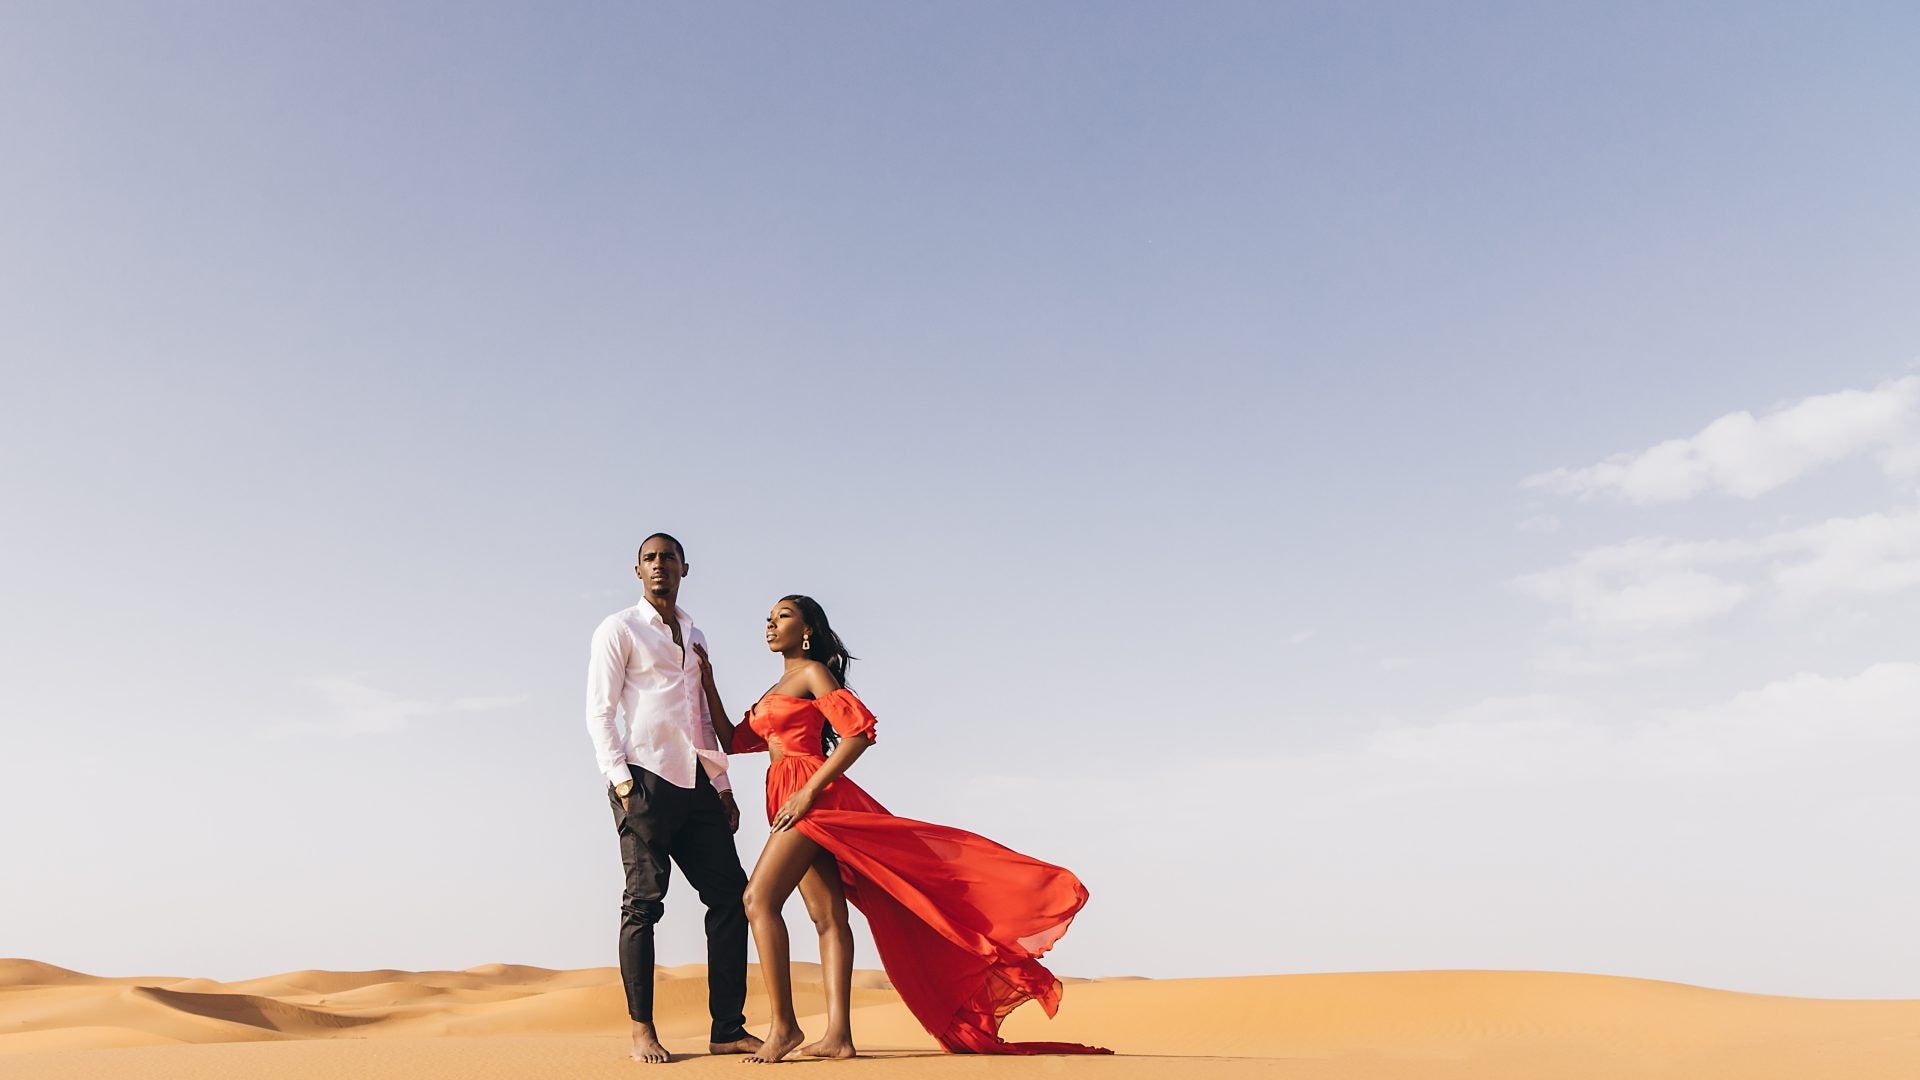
left=692, top=595, right=1107, bottom=1063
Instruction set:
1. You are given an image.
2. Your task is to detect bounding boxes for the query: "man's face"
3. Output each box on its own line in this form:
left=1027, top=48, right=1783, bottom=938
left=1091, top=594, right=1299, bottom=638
left=636, top=538, right=687, bottom=599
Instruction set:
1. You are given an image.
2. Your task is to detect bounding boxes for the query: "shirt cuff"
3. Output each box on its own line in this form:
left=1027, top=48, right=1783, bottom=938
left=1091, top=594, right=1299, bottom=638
left=604, top=762, right=634, bottom=788
left=696, top=748, right=731, bottom=793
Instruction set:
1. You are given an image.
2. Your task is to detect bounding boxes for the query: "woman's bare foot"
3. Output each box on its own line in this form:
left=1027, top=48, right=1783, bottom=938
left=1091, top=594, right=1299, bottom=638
left=710, top=1032, right=765, bottom=1056
left=744, top=1025, right=806, bottom=1064
left=798, top=1035, right=856, bottom=1059
left=630, top=1021, right=670, bottom=1064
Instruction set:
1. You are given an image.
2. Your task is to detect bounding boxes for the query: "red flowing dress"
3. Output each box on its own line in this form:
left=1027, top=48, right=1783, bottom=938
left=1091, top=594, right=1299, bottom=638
left=731, top=689, right=1109, bottom=1055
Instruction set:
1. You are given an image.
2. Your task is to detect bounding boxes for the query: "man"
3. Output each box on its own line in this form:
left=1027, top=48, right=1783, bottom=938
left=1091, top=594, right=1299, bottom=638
left=585, top=532, right=761, bottom=1063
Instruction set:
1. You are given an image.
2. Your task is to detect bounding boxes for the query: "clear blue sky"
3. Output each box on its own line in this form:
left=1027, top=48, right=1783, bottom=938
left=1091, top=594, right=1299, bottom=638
left=4, top=2, right=1920, bottom=997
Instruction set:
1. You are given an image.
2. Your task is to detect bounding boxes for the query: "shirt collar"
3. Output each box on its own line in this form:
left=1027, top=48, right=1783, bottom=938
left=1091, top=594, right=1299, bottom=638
left=637, top=599, right=691, bottom=629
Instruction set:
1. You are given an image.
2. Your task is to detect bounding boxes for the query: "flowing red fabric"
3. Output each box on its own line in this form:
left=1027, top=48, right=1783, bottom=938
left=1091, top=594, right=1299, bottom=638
left=732, top=689, right=1109, bottom=1055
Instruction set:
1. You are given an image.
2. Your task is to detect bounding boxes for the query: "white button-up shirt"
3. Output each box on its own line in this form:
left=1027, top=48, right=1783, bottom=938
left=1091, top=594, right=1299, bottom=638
left=584, top=600, right=730, bottom=793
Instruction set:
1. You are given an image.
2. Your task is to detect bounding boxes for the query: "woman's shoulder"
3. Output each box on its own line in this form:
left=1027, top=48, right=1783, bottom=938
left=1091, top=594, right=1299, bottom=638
left=792, top=660, right=844, bottom=695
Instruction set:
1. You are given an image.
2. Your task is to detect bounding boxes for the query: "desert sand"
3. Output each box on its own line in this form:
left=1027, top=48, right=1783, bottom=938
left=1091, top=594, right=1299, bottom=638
left=4, top=957, right=1917, bottom=1079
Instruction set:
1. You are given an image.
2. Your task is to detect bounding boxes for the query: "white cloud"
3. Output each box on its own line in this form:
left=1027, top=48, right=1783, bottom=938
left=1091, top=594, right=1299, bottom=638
left=1382, top=662, right=1920, bottom=778
left=976, top=661, right=1920, bottom=995
left=1364, top=694, right=1609, bottom=770
left=1640, top=661, right=1920, bottom=773
left=1769, top=510, right=1920, bottom=599
left=1531, top=642, right=1695, bottom=674
left=1516, top=509, right=1920, bottom=639
left=1516, top=513, right=1562, bottom=535
left=1524, top=375, right=1920, bottom=504
left=1285, top=629, right=1317, bottom=645
left=1513, top=536, right=1758, bottom=634
left=286, top=677, right=528, bottom=736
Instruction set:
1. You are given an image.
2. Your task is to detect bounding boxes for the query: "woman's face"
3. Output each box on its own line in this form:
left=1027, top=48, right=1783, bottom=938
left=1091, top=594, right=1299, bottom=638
left=766, top=601, right=808, bottom=653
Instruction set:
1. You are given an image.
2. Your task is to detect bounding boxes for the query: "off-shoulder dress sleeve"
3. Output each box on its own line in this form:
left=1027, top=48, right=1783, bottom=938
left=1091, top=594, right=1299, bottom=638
left=730, top=713, right=768, bottom=754
left=816, top=688, right=877, bottom=742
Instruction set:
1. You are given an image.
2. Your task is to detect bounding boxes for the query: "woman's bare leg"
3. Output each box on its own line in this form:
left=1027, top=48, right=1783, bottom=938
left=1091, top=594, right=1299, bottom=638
left=796, top=849, right=856, bottom=1058
left=742, top=827, right=823, bottom=1064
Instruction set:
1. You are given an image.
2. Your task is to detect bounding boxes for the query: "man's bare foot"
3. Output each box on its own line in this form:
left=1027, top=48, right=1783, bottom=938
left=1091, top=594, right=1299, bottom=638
left=710, top=1032, right=764, bottom=1056
left=798, top=1035, right=856, bottom=1059
left=630, top=1021, right=670, bottom=1064
left=743, top=1025, right=805, bottom=1064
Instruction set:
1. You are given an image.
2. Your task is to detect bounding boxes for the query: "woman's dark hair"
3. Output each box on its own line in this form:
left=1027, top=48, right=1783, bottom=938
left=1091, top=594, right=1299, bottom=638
left=781, top=593, right=855, bottom=755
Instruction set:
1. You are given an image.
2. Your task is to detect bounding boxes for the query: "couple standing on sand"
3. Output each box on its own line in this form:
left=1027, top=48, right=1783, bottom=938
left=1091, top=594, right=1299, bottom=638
left=584, top=533, right=1108, bottom=1064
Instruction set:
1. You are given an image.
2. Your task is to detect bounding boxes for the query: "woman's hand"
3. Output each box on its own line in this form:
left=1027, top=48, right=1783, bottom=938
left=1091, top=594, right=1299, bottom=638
left=771, top=787, right=818, bottom=832
left=690, top=642, right=738, bottom=753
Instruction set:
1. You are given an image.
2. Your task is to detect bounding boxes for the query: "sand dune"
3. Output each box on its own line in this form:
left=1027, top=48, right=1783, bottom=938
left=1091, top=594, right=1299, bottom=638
left=128, top=985, right=382, bottom=1035
left=0, top=960, right=175, bottom=989
left=4, top=958, right=1918, bottom=1079
left=0, top=961, right=98, bottom=988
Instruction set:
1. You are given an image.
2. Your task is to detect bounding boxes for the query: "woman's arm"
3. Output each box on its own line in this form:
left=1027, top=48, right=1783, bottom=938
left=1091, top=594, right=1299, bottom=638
left=691, top=643, right=734, bottom=749
left=771, top=733, right=870, bottom=831
left=771, top=662, right=874, bottom=831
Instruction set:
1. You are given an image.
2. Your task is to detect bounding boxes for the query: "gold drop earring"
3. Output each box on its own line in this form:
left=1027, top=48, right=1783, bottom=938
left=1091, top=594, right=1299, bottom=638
left=802, top=632, right=812, bottom=651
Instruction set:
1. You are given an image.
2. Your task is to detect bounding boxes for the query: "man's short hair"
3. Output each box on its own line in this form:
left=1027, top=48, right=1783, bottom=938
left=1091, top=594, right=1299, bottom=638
left=639, top=532, right=686, bottom=562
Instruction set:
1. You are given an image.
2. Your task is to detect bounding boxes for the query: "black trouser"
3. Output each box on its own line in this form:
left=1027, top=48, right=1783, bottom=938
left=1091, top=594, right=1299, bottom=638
left=607, top=763, right=750, bottom=1040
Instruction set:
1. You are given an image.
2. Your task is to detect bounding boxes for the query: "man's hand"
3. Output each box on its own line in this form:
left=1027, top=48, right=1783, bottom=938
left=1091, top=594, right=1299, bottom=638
left=719, top=790, right=741, bottom=834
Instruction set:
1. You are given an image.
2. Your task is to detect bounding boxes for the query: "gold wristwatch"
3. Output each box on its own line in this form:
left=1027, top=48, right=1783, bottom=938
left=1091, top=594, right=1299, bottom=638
left=614, top=780, right=634, bottom=798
